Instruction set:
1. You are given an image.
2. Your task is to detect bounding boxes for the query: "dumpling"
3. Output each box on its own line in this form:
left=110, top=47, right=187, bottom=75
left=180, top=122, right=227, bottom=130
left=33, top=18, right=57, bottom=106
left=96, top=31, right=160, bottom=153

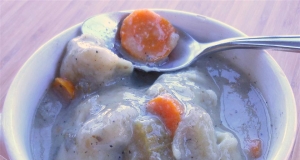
left=60, top=34, right=133, bottom=86
left=55, top=105, right=138, bottom=160
left=172, top=107, right=243, bottom=160
left=172, top=108, right=219, bottom=160
left=146, top=70, right=218, bottom=109
left=216, top=131, right=243, bottom=160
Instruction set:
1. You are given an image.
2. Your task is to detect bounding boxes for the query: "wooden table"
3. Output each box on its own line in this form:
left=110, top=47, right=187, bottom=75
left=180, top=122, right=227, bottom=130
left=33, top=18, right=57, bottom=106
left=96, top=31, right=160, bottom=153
left=0, top=1, right=299, bottom=159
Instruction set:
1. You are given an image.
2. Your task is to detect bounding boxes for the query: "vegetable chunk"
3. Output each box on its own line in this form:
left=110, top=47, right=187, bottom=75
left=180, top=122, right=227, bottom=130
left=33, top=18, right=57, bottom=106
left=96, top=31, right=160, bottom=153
left=120, top=9, right=179, bottom=62
left=248, top=139, right=262, bottom=158
left=52, top=77, right=75, bottom=99
left=147, top=94, right=183, bottom=135
left=124, top=116, right=174, bottom=159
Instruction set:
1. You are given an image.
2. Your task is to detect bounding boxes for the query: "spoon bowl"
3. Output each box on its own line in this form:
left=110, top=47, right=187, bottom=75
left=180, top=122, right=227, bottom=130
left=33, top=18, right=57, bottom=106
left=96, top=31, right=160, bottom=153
left=82, top=11, right=300, bottom=72
left=82, top=11, right=198, bottom=72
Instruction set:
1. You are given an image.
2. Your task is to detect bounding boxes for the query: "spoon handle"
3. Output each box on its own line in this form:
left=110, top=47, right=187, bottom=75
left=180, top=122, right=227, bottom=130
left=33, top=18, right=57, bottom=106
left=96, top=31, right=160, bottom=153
left=202, top=36, right=300, bottom=56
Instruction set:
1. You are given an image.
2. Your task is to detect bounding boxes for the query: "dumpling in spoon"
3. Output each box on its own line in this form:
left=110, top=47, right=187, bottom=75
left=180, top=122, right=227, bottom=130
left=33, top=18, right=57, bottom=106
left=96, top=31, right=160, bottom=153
left=60, top=34, right=133, bottom=86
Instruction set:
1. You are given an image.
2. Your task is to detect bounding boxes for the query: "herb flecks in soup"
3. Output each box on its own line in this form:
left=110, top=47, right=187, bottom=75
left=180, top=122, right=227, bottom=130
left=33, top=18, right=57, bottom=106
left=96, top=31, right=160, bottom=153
left=54, top=60, right=243, bottom=159
left=31, top=10, right=270, bottom=160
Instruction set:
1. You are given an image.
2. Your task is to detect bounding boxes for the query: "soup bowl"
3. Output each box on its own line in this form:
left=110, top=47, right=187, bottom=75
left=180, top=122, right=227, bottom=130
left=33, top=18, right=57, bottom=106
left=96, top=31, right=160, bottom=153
left=1, top=10, right=297, bottom=160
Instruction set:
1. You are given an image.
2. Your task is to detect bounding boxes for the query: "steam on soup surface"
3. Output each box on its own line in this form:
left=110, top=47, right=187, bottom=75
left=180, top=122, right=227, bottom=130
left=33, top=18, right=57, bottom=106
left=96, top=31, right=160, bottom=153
left=31, top=10, right=270, bottom=160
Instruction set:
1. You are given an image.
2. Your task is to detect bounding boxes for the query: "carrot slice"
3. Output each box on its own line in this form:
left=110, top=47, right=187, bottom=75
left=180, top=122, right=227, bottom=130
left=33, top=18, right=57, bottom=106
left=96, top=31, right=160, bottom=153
left=120, top=9, right=179, bottom=62
left=52, top=77, right=75, bottom=100
left=247, top=139, right=262, bottom=158
left=146, top=94, right=183, bottom=135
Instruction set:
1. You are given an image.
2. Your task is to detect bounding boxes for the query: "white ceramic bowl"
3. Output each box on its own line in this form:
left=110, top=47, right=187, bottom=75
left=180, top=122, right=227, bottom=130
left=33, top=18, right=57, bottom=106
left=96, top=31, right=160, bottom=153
left=1, top=10, right=297, bottom=160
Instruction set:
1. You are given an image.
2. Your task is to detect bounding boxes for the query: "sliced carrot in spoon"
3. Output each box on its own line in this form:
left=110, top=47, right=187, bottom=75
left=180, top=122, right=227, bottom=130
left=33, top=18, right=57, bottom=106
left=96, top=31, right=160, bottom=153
left=120, top=9, right=179, bottom=62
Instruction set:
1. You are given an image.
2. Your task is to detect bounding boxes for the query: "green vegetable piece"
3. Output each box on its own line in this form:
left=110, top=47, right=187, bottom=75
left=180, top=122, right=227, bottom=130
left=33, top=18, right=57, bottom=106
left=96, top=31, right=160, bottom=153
left=124, top=116, right=174, bottom=159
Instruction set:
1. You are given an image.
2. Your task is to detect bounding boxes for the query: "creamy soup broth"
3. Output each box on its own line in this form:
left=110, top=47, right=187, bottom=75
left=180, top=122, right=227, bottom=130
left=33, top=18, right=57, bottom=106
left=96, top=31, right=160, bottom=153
left=31, top=50, right=270, bottom=160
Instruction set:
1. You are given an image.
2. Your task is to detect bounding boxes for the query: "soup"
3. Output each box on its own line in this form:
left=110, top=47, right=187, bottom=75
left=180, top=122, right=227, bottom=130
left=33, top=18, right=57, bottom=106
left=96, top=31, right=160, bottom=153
left=30, top=36, right=270, bottom=160
left=30, top=10, right=271, bottom=160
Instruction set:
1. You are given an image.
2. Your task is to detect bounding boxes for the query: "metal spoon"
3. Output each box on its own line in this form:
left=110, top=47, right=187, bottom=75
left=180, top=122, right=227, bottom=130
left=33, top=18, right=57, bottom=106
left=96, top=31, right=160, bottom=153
left=82, top=12, right=300, bottom=72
